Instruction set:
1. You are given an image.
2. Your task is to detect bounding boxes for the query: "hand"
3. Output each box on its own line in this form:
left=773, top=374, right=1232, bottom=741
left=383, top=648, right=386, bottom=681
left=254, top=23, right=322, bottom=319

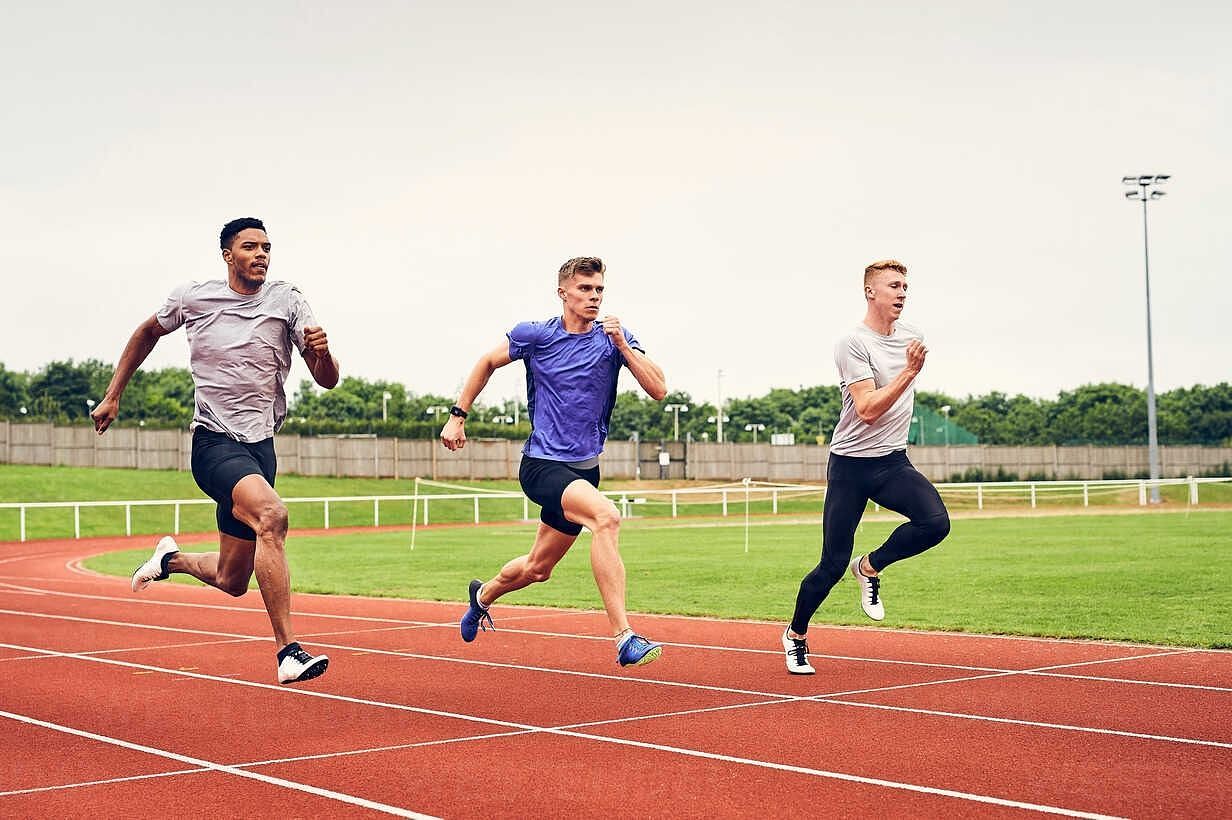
left=303, top=326, right=330, bottom=356
left=440, top=415, right=467, bottom=451
left=599, top=315, right=627, bottom=347
left=905, top=339, right=928, bottom=375
left=91, top=397, right=119, bottom=435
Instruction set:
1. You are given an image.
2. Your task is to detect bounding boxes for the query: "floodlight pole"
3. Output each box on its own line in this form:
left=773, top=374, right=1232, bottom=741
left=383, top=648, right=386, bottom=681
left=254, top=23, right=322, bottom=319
left=663, top=403, right=689, bottom=441
left=1123, top=174, right=1168, bottom=503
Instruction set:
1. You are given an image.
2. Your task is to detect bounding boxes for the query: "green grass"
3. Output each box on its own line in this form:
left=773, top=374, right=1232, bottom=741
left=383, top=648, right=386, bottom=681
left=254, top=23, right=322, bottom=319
left=83, top=509, right=1232, bottom=648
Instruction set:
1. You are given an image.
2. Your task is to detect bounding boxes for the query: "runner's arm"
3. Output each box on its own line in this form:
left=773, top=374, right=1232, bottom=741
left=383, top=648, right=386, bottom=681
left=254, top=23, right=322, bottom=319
left=91, top=315, right=172, bottom=434
left=440, top=341, right=514, bottom=450
left=847, top=339, right=927, bottom=424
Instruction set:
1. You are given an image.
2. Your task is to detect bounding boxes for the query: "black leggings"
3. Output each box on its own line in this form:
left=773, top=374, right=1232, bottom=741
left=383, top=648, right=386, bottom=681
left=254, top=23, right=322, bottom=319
left=790, top=450, right=950, bottom=634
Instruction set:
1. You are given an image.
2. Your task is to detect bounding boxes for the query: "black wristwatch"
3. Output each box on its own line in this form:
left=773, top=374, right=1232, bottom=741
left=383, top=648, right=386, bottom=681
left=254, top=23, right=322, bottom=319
left=449, top=405, right=468, bottom=419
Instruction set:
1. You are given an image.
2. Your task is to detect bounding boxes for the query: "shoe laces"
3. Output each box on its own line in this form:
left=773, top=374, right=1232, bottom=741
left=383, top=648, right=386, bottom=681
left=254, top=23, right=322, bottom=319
left=866, top=574, right=881, bottom=605
left=476, top=608, right=495, bottom=633
left=788, top=636, right=809, bottom=666
left=288, top=648, right=314, bottom=664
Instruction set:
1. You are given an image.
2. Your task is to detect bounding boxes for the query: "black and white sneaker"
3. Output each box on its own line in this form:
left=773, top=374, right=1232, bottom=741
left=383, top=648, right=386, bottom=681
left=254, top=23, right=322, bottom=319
left=849, top=555, right=885, bottom=621
left=277, top=642, right=329, bottom=684
left=782, top=629, right=815, bottom=675
left=131, top=536, right=179, bottom=592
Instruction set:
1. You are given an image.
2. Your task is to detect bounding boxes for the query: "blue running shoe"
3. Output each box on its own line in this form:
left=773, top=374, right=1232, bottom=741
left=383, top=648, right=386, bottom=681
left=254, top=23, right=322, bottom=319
left=616, top=632, right=662, bottom=667
left=460, top=579, right=494, bottom=642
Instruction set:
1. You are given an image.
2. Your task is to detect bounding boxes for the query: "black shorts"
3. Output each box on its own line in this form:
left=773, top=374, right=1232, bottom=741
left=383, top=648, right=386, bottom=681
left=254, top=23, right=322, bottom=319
left=519, top=455, right=600, bottom=536
left=190, top=428, right=277, bottom=541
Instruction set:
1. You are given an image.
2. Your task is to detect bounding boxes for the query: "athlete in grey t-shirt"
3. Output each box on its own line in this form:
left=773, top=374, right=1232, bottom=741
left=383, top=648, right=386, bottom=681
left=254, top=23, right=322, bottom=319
left=91, top=217, right=340, bottom=684
left=781, top=259, right=951, bottom=675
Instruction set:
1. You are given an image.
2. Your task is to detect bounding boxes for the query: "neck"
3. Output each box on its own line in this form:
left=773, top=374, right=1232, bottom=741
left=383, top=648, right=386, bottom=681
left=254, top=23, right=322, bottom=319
left=228, top=271, right=262, bottom=296
left=561, top=312, right=593, bottom=334
left=862, top=307, right=895, bottom=336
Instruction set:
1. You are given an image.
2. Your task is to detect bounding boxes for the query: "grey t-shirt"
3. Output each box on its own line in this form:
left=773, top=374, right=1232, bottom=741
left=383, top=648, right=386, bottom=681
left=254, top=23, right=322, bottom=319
left=829, top=321, right=924, bottom=457
left=156, top=279, right=316, bottom=443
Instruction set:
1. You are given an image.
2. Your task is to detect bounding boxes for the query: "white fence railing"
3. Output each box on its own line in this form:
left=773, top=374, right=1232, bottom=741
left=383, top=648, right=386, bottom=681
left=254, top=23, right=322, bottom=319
left=1, top=477, right=1228, bottom=542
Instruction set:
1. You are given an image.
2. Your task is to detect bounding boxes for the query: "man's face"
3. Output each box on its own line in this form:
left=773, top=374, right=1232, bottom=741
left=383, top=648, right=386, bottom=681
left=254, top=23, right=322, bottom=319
left=866, top=270, right=907, bottom=317
left=559, top=272, right=605, bottom=319
left=223, top=228, right=271, bottom=288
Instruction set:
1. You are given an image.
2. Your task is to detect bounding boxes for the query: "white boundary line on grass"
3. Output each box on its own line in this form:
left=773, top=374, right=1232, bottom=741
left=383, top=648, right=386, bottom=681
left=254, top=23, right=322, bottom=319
left=0, top=640, right=1123, bottom=820
left=0, top=709, right=438, bottom=819
left=1, top=608, right=1228, bottom=753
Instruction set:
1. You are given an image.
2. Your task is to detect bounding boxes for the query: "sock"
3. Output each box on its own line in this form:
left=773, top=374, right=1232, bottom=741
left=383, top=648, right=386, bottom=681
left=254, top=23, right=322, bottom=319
left=615, top=628, right=633, bottom=646
left=277, top=642, right=302, bottom=662
left=157, top=551, right=175, bottom=580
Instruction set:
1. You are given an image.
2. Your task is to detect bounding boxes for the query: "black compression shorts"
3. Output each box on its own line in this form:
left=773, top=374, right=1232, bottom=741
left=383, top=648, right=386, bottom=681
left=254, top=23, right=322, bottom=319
left=190, top=427, right=277, bottom=541
left=518, top=455, right=600, bottom=536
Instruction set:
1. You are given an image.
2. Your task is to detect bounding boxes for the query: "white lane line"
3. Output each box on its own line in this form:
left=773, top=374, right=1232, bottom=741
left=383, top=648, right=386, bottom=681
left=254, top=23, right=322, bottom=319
left=0, top=581, right=1225, bottom=693
left=0, top=643, right=1123, bottom=819
left=0, top=709, right=438, bottom=818
left=0, top=768, right=208, bottom=797
left=4, top=605, right=1227, bottom=753
left=2, top=608, right=1230, bottom=752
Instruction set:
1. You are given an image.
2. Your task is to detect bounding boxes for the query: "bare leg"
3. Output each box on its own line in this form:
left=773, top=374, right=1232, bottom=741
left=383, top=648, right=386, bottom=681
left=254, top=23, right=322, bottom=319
left=167, top=534, right=255, bottom=596
left=558, top=479, right=630, bottom=636
left=480, top=523, right=577, bottom=604
left=228, top=474, right=294, bottom=648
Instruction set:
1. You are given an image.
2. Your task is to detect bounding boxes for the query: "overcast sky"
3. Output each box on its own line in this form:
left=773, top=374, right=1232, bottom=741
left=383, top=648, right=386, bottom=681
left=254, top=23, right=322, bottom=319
left=3, top=1, right=1228, bottom=412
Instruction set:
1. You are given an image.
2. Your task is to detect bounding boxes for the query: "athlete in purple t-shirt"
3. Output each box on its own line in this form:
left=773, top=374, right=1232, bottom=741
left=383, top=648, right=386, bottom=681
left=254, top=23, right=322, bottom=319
left=439, top=257, right=669, bottom=668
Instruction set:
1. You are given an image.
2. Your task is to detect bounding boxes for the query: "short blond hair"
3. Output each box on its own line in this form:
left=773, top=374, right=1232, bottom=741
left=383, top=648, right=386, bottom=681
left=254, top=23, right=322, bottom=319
left=558, top=256, right=606, bottom=286
left=864, top=259, right=907, bottom=287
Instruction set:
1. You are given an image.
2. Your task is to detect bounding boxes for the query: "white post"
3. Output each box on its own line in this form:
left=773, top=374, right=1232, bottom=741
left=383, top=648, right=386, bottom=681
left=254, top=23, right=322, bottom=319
left=324, top=499, right=330, bottom=529
left=473, top=495, right=480, bottom=524
left=174, top=502, right=181, bottom=534
left=671, top=490, right=678, bottom=518
left=977, top=484, right=983, bottom=511
left=74, top=505, right=80, bottom=539
left=19, top=506, right=25, bottom=542
left=1188, top=475, right=1197, bottom=506
left=772, top=489, right=778, bottom=514
left=423, top=497, right=429, bottom=525
left=523, top=497, right=529, bottom=522
left=1083, top=483, right=1089, bottom=508
left=1030, top=484, right=1036, bottom=509
left=722, top=490, right=728, bottom=517
left=125, top=504, right=132, bottom=536
left=374, top=498, right=380, bottom=527
left=1138, top=481, right=1146, bottom=506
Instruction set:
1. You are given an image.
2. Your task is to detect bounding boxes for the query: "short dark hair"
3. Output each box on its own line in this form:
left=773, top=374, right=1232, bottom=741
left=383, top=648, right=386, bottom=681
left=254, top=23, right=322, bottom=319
left=558, top=256, right=605, bottom=285
left=220, top=217, right=267, bottom=250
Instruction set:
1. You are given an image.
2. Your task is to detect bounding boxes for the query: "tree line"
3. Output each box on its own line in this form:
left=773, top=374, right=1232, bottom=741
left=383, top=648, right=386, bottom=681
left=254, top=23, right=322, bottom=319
left=2, top=359, right=1230, bottom=447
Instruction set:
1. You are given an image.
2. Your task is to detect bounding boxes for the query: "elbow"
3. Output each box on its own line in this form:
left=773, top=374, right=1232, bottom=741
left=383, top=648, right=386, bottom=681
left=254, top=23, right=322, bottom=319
left=648, top=383, right=668, bottom=402
left=855, top=407, right=880, bottom=425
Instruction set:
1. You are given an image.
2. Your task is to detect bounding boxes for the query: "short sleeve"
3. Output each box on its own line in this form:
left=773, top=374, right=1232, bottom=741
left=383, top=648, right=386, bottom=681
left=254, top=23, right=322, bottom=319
left=507, top=321, right=543, bottom=361
left=287, top=286, right=316, bottom=355
left=834, top=334, right=874, bottom=387
left=619, top=327, right=644, bottom=365
left=155, top=284, right=189, bottom=332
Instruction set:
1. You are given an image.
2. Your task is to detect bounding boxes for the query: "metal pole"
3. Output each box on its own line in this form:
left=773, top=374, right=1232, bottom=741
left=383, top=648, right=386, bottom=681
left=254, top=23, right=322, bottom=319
left=1141, top=197, right=1161, bottom=503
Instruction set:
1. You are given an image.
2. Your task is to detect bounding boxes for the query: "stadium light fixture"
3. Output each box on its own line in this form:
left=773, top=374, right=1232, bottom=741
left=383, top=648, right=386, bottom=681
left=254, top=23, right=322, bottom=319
left=382, top=391, right=393, bottom=421
left=744, top=422, right=766, bottom=443
left=663, top=403, right=689, bottom=441
left=1122, top=172, right=1170, bottom=503
left=425, top=405, right=449, bottom=422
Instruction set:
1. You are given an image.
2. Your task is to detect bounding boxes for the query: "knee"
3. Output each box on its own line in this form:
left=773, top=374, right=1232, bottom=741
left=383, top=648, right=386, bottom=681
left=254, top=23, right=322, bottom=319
left=255, top=502, right=289, bottom=538
left=525, top=561, right=553, bottom=584
left=920, top=511, right=951, bottom=544
left=219, top=576, right=250, bottom=597
left=591, top=505, right=621, bottom=535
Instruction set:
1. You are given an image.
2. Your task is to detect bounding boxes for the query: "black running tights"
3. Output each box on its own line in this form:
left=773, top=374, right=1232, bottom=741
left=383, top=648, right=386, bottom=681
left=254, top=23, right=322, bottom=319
left=790, top=450, right=950, bottom=635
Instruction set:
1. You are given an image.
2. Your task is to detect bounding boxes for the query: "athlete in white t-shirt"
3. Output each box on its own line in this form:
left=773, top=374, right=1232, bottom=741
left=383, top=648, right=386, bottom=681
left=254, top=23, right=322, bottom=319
left=91, top=218, right=340, bottom=684
left=781, top=260, right=951, bottom=675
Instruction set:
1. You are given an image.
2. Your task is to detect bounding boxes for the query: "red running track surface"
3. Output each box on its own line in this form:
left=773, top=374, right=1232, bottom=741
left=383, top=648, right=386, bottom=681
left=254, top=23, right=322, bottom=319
left=0, top=535, right=1229, bottom=819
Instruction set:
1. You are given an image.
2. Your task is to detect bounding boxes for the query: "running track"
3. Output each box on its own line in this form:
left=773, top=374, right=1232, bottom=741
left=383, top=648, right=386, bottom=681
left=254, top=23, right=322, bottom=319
left=1, top=535, right=1228, bottom=818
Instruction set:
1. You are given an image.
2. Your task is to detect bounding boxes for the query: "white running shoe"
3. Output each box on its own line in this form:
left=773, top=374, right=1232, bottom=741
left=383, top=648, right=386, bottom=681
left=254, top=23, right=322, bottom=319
left=849, top=555, right=885, bottom=621
left=782, top=629, right=815, bottom=675
left=277, top=643, right=329, bottom=684
left=130, top=536, right=179, bottom=592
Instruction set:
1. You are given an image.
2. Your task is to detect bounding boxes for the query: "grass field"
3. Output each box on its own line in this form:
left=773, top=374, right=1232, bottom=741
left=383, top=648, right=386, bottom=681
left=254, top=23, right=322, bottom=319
left=82, top=509, right=1232, bottom=649
left=2, top=464, right=1229, bottom=541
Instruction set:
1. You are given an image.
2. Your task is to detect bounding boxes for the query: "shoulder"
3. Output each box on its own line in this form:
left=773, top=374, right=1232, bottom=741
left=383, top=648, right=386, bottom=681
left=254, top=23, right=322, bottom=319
left=834, top=325, right=870, bottom=353
left=509, top=318, right=556, bottom=344
left=894, top=320, right=924, bottom=342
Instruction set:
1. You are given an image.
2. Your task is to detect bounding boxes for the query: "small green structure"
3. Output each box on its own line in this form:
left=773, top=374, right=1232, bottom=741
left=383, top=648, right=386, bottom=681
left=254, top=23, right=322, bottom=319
left=909, top=406, right=978, bottom=445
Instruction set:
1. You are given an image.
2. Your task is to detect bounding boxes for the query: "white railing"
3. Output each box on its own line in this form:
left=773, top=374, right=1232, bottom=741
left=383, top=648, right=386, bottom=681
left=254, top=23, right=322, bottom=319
left=0, top=477, right=1227, bottom=542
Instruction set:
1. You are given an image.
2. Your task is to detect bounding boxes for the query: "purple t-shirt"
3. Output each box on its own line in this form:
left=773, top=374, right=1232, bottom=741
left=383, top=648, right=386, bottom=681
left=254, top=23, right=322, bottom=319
left=508, top=317, right=643, bottom=462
